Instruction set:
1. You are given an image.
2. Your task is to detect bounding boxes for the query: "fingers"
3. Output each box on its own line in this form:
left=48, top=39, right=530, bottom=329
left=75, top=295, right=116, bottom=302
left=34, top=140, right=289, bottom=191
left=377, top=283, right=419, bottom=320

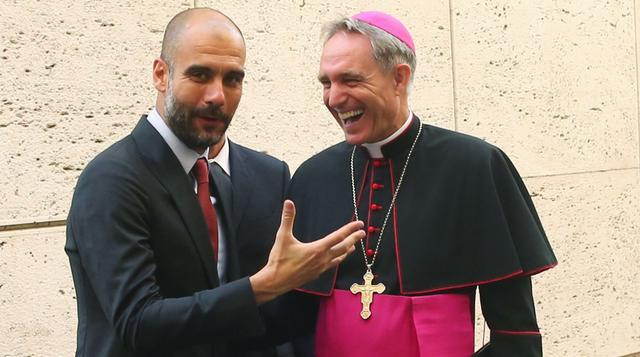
left=317, top=220, right=365, bottom=249
left=327, top=229, right=364, bottom=257
left=277, top=200, right=296, bottom=237
left=328, top=244, right=356, bottom=267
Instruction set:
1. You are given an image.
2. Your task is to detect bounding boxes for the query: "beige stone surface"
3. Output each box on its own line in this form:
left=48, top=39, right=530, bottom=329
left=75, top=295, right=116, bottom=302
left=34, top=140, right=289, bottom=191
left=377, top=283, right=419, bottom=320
left=0, top=0, right=639, bottom=356
left=472, top=170, right=640, bottom=356
left=528, top=170, right=640, bottom=356
left=0, top=0, right=189, bottom=223
left=0, top=227, right=75, bottom=356
left=450, top=1, right=640, bottom=177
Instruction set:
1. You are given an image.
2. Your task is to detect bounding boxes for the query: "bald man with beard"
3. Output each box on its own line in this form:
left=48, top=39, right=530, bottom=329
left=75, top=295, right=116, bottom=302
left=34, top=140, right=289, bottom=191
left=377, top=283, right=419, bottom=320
left=65, top=8, right=364, bottom=357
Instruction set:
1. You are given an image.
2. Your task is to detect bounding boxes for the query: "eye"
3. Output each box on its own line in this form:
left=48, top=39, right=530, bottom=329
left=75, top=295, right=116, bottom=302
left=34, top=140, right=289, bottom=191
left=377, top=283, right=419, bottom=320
left=320, top=80, right=331, bottom=89
left=190, top=71, right=210, bottom=83
left=344, top=77, right=360, bottom=87
left=224, top=72, right=245, bottom=87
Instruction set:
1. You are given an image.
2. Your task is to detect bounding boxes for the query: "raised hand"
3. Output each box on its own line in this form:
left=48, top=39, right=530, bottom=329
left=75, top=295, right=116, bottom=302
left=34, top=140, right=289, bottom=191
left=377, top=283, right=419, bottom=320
left=250, top=200, right=365, bottom=304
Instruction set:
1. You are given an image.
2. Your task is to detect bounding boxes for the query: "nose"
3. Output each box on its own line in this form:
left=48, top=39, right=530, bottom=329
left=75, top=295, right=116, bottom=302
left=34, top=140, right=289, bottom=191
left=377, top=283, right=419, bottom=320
left=204, top=79, right=225, bottom=106
left=326, top=83, right=346, bottom=109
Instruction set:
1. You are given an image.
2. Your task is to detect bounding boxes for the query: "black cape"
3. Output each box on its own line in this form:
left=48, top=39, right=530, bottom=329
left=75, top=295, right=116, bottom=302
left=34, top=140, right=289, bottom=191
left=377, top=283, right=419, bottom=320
left=288, top=115, right=556, bottom=296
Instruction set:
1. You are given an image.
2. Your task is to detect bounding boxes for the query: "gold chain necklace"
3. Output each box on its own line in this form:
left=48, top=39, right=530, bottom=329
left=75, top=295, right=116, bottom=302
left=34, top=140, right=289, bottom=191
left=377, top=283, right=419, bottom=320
left=348, top=122, right=422, bottom=319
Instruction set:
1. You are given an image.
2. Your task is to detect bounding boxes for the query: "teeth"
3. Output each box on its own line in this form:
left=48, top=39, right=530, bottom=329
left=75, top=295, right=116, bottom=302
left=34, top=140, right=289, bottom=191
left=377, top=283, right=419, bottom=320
left=337, top=109, right=364, bottom=121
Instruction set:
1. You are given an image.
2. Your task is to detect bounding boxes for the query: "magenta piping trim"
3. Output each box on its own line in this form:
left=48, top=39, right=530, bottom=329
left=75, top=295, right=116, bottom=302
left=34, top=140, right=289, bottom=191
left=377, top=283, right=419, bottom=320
left=387, top=159, right=405, bottom=292
left=400, top=269, right=525, bottom=295
left=294, top=286, right=332, bottom=297
left=397, top=259, right=557, bottom=295
left=365, top=161, right=375, bottom=250
left=524, top=263, right=558, bottom=275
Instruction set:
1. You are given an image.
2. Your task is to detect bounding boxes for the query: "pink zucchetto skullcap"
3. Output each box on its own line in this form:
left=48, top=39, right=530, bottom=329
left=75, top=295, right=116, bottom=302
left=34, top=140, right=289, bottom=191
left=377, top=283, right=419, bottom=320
left=351, top=11, right=415, bottom=53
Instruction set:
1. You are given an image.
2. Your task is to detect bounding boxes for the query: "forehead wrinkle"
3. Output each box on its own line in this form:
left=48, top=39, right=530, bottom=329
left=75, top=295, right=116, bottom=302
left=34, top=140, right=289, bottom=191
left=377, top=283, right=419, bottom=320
left=180, top=53, right=246, bottom=73
left=192, top=43, right=245, bottom=58
left=173, top=33, right=246, bottom=71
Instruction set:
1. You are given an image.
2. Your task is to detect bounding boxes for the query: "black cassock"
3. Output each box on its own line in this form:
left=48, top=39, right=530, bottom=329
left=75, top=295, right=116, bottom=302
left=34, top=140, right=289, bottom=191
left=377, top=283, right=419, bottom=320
left=287, top=115, right=557, bottom=356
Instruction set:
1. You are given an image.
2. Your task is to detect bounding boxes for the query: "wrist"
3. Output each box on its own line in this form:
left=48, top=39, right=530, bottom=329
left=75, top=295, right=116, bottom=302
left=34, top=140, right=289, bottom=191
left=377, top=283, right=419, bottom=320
left=249, top=268, right=282, bottom=304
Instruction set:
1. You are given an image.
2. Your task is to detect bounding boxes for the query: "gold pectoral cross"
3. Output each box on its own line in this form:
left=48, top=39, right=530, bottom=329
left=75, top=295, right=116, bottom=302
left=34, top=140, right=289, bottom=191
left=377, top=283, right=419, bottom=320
left=350, top=268, right=386, bottom=320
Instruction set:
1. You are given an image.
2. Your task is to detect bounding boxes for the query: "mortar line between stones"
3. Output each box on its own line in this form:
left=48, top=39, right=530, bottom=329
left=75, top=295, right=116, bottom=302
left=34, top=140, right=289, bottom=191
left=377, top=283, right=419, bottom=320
left=448, top=0, right=460, bottom=132
left=522, top=166, right=640, bottom=180
left=635, top=0, right=640, bottom=172
left=0, top=166, right=637, bottom=234
left=0, top=219, right=66, bottom=233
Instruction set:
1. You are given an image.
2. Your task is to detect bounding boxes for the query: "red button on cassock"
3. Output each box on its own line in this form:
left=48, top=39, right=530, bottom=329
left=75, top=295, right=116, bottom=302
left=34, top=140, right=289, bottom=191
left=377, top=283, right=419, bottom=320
left=373, top=160, right=386, bottom=167
left=367, top=226, right=379, bottom=233
left=370, top=203, right=381, bottom=211
left=366, top=249, right=375, bottom=257
left=372, top=183, right=384, bottom=190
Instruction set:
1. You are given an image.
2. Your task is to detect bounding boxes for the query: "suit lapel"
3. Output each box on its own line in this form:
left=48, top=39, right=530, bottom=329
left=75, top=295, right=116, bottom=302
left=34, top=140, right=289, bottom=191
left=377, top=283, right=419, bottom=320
left=228, top=141, right=254, bottom=236
left=131, top=116, right=220, bottom=287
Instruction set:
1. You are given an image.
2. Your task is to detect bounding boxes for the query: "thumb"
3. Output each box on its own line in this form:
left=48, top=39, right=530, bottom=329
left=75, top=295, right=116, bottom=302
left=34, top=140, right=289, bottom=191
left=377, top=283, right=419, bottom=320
left=278, top=199, right=296, bottom=237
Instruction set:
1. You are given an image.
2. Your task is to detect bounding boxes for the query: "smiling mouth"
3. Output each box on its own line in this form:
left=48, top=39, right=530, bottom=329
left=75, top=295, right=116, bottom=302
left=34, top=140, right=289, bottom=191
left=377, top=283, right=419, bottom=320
left=337, top=109, right=364, bottom=125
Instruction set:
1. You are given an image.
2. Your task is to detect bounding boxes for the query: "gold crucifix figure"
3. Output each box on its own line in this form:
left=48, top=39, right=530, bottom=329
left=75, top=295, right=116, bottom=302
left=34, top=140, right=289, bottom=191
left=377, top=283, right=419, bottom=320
left=350, top=269, right=386, bottom=320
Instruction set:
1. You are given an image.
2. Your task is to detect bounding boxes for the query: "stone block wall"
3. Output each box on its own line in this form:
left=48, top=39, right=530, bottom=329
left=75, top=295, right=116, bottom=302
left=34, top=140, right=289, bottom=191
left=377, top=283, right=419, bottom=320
left=1, top=1, right=638, bottom=355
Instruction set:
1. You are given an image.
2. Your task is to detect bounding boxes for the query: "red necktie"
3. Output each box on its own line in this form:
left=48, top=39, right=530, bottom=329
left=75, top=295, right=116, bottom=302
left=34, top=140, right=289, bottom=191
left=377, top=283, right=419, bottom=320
left=192, top=158, right=219, bottom=260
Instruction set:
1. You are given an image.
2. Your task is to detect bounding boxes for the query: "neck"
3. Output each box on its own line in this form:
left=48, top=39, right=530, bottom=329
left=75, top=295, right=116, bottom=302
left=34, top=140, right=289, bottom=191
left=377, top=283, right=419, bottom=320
left=362, top=111, right=413, bottom=158
left=367, top=105, right=410, bottom=143
left=208, top=136, right=226, bottom=159
left=155, top=96, right=168, bottom=123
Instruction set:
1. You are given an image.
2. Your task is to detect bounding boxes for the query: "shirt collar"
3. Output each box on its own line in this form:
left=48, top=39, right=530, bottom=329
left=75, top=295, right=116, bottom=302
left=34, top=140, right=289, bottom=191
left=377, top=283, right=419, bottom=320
left=208, top=136, right=231, bottom=177
left=146, top=108, right=209, bottom=174
left=361, top=111, right=413, bottom=159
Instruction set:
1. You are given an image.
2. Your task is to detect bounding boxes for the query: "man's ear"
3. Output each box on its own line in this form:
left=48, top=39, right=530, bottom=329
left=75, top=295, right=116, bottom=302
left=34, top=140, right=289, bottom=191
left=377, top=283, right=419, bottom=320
left=152, top=58, right=169, bottom=93
left=393, top=63, right=412, bottom=95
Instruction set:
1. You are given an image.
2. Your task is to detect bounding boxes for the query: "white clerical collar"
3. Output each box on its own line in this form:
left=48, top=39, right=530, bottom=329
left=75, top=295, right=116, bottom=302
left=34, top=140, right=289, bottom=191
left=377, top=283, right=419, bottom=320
left=208, top=136, right=231, bottom=177
left=361, top=111, right=413, bottom=158
left=146, top=108, right=209, bottom=174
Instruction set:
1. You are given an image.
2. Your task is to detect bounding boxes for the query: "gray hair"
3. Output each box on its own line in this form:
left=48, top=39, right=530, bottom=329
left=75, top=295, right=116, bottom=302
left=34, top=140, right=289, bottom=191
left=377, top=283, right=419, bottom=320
left=321, top=17, right=417, bottom=84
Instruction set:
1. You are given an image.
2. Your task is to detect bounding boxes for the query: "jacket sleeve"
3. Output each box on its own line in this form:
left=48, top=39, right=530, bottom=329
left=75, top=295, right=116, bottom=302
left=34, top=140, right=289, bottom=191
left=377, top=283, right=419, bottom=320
left=477, top=276, right=543, bottom=356
left=66, top=158, right=265, bottom=352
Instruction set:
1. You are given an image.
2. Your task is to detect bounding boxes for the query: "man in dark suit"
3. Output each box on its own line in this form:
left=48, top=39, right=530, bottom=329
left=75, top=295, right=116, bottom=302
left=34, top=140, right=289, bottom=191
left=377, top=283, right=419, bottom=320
left=207, top=138, right=293, bottom=357
left=64, top=8, right=365, bottom=357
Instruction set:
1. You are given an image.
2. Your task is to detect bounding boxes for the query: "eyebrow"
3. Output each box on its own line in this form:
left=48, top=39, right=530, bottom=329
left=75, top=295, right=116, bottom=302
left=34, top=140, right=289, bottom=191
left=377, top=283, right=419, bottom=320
left=227, top=69, right=246, bottom=79
left=184, top=65, right=213, bottom=76
left=343, top=71, right=365, bottom=79
left=317, top=71, right=364, bottom=83
left=183, top=65, right=246, bottom=78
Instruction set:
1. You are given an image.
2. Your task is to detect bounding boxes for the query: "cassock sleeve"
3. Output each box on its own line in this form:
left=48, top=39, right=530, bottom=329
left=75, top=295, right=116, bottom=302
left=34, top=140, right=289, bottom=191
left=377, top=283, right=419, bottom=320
left=477, top=276, right=543, bottom=356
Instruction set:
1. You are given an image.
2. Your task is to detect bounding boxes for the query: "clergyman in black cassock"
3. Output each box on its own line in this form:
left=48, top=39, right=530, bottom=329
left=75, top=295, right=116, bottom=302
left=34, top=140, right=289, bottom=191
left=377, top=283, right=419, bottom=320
left=286, top=11, right=557, bottom=357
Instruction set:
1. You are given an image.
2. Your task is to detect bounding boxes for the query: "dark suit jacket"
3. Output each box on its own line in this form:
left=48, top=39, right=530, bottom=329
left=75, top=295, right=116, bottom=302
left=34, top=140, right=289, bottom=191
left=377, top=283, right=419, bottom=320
left=225, top=141, right=293, bottom=357
left=65, top=117, right=287, bottom=357
left=227, top=140, right=290, bottom=280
